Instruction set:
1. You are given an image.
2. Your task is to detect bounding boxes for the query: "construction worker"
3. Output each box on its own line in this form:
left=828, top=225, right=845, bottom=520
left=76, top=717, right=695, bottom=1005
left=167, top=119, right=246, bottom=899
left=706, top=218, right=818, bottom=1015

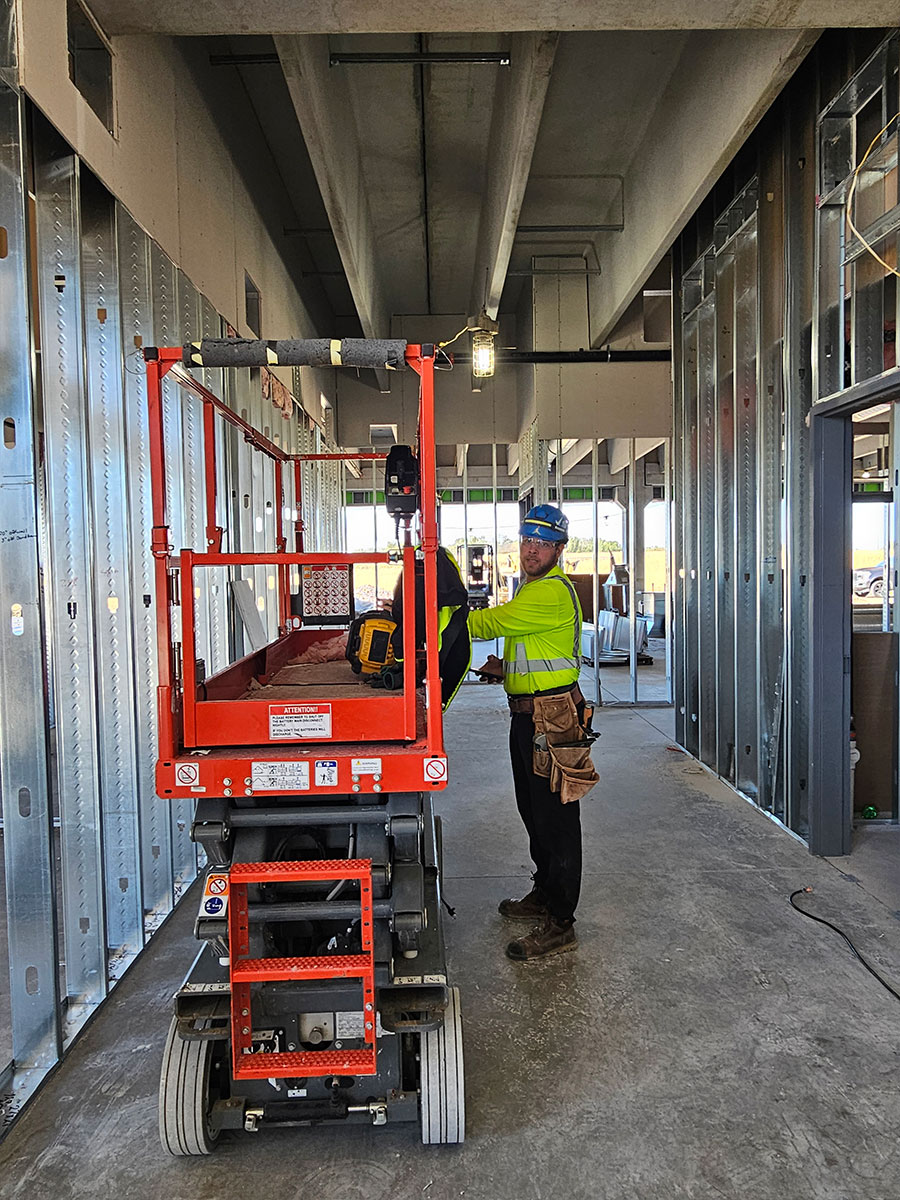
left=468, top=504, right=598, bottom=961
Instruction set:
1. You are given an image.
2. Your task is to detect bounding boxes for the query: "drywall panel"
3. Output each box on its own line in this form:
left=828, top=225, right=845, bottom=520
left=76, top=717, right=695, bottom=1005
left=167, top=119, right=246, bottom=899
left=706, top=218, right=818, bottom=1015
left=18, top=3, right=314, bottom=340
left=534, top=361, right=672, bottom=439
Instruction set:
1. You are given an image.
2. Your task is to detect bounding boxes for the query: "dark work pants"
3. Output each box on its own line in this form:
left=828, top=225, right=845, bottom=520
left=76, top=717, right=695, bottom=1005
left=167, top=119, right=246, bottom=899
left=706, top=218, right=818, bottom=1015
left=509, top=711, right=582, bottom=924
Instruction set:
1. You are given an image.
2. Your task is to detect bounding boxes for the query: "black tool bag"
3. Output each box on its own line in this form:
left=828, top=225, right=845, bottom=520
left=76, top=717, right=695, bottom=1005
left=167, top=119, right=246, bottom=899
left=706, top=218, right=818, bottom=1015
left=391, top=548, right=470, bottom=707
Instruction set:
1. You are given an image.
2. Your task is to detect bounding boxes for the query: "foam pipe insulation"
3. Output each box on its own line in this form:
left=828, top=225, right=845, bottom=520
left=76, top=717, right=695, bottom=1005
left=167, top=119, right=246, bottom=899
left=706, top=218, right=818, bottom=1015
left=182, top=338, right=408, bottom=371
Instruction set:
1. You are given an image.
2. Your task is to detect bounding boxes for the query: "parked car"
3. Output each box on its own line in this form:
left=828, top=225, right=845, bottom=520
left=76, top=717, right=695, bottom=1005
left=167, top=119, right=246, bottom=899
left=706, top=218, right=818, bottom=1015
left=853, top=561, right=884, bottom=596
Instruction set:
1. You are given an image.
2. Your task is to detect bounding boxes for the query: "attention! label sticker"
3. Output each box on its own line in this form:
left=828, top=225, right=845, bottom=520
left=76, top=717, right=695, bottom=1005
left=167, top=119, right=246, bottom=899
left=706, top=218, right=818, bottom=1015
left=268, top=703, right=332, bottom=740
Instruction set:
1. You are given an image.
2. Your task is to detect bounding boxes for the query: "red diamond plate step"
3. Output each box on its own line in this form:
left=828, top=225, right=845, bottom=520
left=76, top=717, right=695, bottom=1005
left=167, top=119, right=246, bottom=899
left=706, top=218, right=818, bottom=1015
left=232, top=954, right=371, bottom=982
left=235, top=1048, right=377, bottom=1079
left=229, top=857, right=376, bottom=1080
left=231, top=859, right=373, bottom=884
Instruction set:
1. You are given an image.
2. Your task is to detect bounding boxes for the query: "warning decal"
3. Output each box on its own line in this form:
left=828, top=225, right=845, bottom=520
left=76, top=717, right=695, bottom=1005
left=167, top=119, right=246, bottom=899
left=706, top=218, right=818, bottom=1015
left=269, top=702, right=332, bottom=740
left=315, top=760, right=339, bottom=787
left=251, top=761, right=311, bottom=791
left=175, top=762, right=200, bottom=786
left=424, top=757, right=448, bottom=784
left=351, top=757, right=382, bottom=776
left=199, top=872, right=229, bottom=919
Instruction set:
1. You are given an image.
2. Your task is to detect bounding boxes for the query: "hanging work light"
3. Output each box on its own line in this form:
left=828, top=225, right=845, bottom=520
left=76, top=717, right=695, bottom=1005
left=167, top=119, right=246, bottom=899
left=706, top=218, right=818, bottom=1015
left=469, top=308, right=499, bottom=379
left=472, top=329, right=495, bottom=378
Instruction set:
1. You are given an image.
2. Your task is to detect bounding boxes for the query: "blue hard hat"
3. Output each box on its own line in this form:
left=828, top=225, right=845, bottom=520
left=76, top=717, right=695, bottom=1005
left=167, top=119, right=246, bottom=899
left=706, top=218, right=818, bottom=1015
left=520, top=504, right=569, bottom=543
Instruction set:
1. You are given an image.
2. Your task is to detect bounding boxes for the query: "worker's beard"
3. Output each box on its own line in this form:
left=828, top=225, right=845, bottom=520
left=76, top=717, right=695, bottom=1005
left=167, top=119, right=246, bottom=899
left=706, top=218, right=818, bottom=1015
left=521, top=546, right=563, bottom=580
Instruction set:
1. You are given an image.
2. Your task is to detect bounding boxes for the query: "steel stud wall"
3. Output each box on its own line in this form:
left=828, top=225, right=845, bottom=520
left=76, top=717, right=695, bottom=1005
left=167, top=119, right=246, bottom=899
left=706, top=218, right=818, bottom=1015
left=81, top=177, right=143, bottom=970
left=671, top=37, right=886, bottom=848
left=0, top=89, right=60, bottom=1084
left=118, top=205, right=173, bottom=925
left=676, top=169, right=800, bottom=830
left=1, top=102, right=330, bottom=1115
left=34, top=122, right=106, bottom=1028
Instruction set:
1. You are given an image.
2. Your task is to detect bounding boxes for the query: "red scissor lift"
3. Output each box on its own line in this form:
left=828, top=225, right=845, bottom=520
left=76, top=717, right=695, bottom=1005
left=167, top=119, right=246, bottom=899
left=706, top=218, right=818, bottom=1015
left=149, top=341, right=464, bottom=1154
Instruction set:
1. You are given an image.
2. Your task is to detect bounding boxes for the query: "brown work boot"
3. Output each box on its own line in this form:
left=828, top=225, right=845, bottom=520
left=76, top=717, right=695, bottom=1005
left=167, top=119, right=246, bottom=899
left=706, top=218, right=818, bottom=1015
left=497, top=887, right=549, bottom=921
left=505, top=917, right=577, bottom=961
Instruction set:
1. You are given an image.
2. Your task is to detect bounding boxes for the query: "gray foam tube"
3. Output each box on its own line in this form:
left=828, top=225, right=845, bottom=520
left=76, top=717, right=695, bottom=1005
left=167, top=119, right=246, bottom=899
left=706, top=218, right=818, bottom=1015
left=182, top=337, right=407, bottom=370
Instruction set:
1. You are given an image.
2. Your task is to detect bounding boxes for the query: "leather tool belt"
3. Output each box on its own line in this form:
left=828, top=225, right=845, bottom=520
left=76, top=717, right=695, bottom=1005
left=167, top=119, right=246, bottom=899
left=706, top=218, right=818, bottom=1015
left=510, top=684, right=600, bottom=804
left=507, top=683, right=584, bottom=715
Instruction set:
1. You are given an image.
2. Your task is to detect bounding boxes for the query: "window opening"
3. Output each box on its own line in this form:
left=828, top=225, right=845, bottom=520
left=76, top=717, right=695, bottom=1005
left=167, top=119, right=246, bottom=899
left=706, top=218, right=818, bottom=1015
left=67, top=0, right=114, bottom=134
left=245, top=273, right=261, bottom=337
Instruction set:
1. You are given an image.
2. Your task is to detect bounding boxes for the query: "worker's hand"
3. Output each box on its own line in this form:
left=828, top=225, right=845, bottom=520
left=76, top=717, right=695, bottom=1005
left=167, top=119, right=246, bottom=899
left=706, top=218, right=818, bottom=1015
left=474, top=654, right=504, bottom=683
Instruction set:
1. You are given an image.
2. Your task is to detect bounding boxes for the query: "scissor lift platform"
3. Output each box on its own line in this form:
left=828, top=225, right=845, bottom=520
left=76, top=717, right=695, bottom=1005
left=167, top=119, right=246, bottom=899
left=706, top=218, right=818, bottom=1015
left=149, top=342, right=464, bottom=1155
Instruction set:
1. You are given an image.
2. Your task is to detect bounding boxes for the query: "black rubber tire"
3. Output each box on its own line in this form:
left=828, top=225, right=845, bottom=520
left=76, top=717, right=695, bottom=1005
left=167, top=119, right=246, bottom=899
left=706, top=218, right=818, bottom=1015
left=419, top=986, right=465, bottom=1144
left=158, top=1018, right=226, bottom=1156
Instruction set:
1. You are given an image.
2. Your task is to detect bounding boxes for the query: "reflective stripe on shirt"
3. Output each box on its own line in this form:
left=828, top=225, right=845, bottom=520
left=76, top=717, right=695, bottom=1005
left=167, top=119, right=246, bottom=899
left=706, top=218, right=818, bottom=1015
left=505, top=646, right=580, bottom=674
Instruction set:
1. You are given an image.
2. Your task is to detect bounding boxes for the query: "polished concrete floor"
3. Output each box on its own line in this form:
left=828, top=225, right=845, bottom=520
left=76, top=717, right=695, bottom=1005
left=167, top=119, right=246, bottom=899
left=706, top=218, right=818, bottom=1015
left=3, top=686, right=900, bottom=1199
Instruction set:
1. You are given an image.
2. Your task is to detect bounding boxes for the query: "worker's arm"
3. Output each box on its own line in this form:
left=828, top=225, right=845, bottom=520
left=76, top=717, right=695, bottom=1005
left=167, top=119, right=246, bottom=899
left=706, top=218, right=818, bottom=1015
left=468, top=578, right=570, bottom=640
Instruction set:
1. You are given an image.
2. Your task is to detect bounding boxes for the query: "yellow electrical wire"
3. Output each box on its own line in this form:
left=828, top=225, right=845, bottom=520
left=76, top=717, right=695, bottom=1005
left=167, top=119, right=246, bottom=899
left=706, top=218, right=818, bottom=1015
left=437, top=322, right=476, bottom=349
left=845, top=111, right=900, bottom=279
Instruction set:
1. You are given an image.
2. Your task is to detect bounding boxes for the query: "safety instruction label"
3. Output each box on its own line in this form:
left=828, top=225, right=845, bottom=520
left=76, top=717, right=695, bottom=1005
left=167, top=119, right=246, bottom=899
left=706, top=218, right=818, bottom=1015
left=335, top=1010, right=388, bottom=1039
left=351, top=757, right=382, bottom=775
left=251, top=761, right=311, bottom=791
left=199, top=872, right=229, bottom=919
left=175, top=762, right=200, bottom=787
left=423, top=756, right=448, bottom=784
left=269, top=702, right=332, bottom=740
left=315, top=760, right=338, bottom=787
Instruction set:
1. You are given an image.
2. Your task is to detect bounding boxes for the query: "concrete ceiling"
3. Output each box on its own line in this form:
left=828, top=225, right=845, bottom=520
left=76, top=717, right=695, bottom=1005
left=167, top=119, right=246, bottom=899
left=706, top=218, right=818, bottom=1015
left=178, top=24, right=816, bottom=349
left=84, top=14, right=894, bottom=373
left=88, top=2, right=898, bottom=36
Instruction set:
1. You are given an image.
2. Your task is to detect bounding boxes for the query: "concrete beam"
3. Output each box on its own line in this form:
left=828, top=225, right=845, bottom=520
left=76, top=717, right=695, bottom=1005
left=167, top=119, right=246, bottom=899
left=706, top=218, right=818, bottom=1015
left=469, top=32, right=558, bottom=321
left=276, top=34, right=391, bottom=389
left=559, top=438, right=594, bottom=475
left=587, top=29, right=816, bottom=343
left=607, top=436, right=666, bottom=477
left=90, top=3, right=900, bottom=36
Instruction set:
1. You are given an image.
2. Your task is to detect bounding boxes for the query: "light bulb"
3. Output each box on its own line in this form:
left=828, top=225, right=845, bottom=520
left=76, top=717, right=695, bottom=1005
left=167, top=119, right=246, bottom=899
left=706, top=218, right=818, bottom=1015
left=472, top=330, right=495, bottom=378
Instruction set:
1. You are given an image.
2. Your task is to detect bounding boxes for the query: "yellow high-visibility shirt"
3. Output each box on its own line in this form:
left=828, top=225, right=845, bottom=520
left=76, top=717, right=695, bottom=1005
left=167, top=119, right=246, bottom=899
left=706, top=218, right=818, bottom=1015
left=468, top=566, right=581, bottom=695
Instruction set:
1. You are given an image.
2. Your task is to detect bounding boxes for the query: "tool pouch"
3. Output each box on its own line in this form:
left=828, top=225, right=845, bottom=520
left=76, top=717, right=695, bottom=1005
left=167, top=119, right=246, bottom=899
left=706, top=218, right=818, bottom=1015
left=532, top=692, right=600, bottom=805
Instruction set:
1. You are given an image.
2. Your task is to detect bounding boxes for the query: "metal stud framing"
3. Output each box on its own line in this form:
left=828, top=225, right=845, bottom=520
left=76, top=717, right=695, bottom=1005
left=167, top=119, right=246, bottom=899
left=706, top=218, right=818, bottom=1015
left=117, top=205, right=173, bottom=925
left=733, top=218, right=760, bottom=801
left=149, top=244, right=195, bottom=897
left=680, top=304, right=701, bottom=757
left=1, top=101, right=314, bottom=1111
left=81, top=178, right=143, bottom=969
left=757, top=142, right=787, bottom=822
left=714, top=244, right=737, bottom=781
left=671, top=38, right=894, bottom=850
left=0, top=88, right=61, bottom=1089
left=783, top=101, right=815, bottom=842
left=33, top=123, right=106, bottom=1027
left=199, top=297, right=229, bottom=676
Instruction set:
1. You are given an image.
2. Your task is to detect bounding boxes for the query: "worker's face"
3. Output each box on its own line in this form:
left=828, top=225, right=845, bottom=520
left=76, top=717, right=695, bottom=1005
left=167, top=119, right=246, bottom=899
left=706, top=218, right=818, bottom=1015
left=520, top=536, right=565, bottom=580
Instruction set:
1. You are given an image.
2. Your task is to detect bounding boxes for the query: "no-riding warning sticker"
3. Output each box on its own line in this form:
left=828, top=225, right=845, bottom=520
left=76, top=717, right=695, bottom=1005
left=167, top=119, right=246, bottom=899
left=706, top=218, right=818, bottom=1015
left=199, top=872, right=229, bottom=919
left=424, top=757, right=448, bottom=784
